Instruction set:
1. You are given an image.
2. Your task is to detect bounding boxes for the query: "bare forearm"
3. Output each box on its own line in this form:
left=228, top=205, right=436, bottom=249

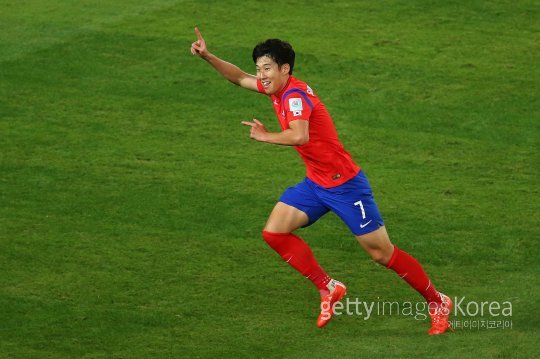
left=243, top=119, right=309, bottom=145
left=202, top=52, right=248, bottom=86
left=260, top=129, right=309, bottom=146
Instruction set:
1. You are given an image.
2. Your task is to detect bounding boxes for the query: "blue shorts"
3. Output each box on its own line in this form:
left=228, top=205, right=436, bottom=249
left=279, top=171, right=384, bottom=235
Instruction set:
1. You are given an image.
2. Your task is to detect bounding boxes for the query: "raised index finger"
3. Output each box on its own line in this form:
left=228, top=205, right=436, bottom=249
left=194, top=27, right=203, bottom=41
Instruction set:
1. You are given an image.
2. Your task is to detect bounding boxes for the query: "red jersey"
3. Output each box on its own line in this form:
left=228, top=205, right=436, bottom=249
left=257, top=76, right=360, bottom=188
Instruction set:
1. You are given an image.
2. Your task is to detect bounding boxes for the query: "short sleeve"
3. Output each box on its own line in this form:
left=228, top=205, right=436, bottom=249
left=283, top=90, right=313, bottom=122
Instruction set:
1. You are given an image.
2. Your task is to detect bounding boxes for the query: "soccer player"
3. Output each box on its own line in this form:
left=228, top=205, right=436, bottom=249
left=190, top=27, right=452, bottom=334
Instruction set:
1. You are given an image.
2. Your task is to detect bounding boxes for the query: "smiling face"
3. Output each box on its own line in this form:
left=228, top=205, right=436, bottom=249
left=255, top=56, right=290, bottom=95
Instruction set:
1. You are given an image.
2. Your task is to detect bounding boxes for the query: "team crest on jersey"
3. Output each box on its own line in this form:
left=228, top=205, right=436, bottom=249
left=289, top=98, right=303, bottom=111
left=293, top=110, right=302, bottom=116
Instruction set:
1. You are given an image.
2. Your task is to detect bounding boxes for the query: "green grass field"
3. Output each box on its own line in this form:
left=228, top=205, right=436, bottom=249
left=1, top=0, right=539, bottom=357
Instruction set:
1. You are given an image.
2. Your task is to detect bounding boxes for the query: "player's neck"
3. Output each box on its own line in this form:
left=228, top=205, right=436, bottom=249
left=275, top=75, right=291, bottom=97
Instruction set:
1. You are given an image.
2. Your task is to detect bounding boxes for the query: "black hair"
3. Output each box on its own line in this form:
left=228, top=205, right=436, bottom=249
left=252, top=39, right=295, bottom=74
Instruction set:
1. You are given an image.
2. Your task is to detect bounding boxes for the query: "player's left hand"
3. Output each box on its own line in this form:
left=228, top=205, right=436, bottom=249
left=191, top=27, right=209, bottom=58
left=241, top=119, right=268, bottom=142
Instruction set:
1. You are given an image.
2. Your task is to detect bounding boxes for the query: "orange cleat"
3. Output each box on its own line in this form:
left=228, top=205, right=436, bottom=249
left=428, top=293, right=454, bottom=335
left=317, top=281, right=347, bottom=328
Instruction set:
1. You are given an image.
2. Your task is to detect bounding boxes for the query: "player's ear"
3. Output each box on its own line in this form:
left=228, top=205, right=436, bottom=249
left=281, top=63, right=290, bottom=75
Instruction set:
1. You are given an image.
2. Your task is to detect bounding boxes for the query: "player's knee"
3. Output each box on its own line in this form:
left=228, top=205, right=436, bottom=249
left=370, top=251, right=385, bottom=265
left=369, top=249, right=392, bottom=266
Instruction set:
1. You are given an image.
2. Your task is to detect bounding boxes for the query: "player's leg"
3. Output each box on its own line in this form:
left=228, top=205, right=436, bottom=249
left=355, top=227, right=442, bottom=304
left=262, top=201, right=335, bottom=294
left=317, top=171, right=443, bottom=304
left=261, top=181, right=346, bottom=328
left=355, top=227, right=452, bottom=334
left=354, top=225, right=393, bottom=265
left=320, top=171, right=452, bottom=333
left=264, top=201, right=309, bottom=233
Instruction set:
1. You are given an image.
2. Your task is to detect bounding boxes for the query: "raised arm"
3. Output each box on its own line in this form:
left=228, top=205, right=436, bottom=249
left=191, top=27, right=258, bottom=92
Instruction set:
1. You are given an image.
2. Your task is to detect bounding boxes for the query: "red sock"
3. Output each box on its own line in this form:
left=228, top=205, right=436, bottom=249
left=386, top=245, right=442, bottom=304
left=262, top=230, right=331, bottom=291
